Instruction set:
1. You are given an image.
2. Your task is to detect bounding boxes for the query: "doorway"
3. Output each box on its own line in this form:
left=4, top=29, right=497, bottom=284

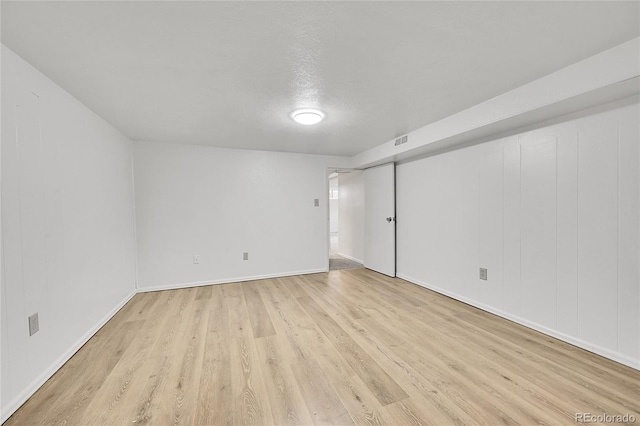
left=327, top=169, right=365, bottom=271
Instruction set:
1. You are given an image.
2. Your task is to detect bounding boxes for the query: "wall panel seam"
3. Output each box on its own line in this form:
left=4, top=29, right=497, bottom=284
left=555, top=135, right=559, bottom=330
left=616, top=119, right=621, bottom=352
left=576, top=129, right=581, bottom=339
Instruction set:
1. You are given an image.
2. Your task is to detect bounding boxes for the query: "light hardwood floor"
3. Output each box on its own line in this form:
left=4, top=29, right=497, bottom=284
left=5, top=269, right=640, bottom=425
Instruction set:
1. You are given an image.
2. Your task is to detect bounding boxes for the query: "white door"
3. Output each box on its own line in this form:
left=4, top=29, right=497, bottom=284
left=364, top=162, right=395, bottom=277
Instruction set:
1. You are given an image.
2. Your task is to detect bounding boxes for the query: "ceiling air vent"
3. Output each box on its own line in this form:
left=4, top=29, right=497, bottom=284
left=394, top=135, right=409, bottom=146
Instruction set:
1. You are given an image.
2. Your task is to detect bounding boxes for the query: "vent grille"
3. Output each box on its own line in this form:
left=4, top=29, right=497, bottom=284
left=394, top=135, right=408, bottom=146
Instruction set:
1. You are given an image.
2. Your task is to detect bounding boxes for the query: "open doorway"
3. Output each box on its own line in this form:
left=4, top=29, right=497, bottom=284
left=328, top=169, right=365, bottom=271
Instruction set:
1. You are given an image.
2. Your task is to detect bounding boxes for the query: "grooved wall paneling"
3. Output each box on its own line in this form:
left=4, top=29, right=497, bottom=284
left=396, top=100, right=640, bottom=368
left=502, top=140, right=522, bottom=315
left=1, top=46, right=137, bottom=417
left=555, top=127, right=579, bottom=336
left=617, top=114, right=640, bottom=357
left=577, top=118, right=619, bottom=350
left=478, top=149, right=504, bottom=309
left=520, top=137, right=557, bottom=329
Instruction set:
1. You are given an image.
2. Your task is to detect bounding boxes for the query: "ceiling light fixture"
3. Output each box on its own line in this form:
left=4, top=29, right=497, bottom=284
left=290, top=108, right=325, bottom=125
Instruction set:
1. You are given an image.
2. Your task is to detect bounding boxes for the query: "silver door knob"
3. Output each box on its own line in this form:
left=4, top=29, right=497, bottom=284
left=386, top=217, right=393, bottom=222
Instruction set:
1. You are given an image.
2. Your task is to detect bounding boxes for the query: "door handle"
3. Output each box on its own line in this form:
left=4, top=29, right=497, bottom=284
left=386, top=217, right=393, bottom=222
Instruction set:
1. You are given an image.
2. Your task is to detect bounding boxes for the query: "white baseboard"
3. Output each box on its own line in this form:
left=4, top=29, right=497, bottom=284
left=136, top=268, right=327, bottom=293
left=1, top=290, right=137, bottom=424
left=335, top=252, right=363, bottom=264
left=396, top=273, right=640, bottom=371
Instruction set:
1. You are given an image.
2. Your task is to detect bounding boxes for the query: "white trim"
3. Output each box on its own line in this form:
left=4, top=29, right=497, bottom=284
left=136, top=269, right=327, bottom=293
left=397, top=273, right=640, bottom=371
left=0, top=290, right=137, bottom=424
left=335, top=252, right=364, bottom=264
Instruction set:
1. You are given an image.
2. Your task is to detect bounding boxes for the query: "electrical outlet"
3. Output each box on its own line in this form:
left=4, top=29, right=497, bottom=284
left=243, top=252, right=249, bottom=261
left=479, top=268, right=488, bottom=281
left=28, top=313, right=39, bottom=336
left=314, top=198, right=319, bottom=207
left=193, top=255, right=200, bottom=264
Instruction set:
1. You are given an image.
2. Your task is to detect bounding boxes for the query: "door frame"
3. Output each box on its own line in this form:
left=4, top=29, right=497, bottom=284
left=325, top=167, right=359, bottom=272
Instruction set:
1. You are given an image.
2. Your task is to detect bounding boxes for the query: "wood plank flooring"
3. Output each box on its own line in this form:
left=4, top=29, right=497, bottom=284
left=5, top=269, right=640, bottom=425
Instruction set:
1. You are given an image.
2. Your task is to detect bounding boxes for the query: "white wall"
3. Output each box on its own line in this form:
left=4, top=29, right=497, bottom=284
left=1, top=46, right=138, bottom=419
left=338, top=171, right=365, bottom=263
left=133, top=141, right=349, bottom=290
left=396, top=99, right=640, bottom=369
left=329, top=177, right=339, bottom=233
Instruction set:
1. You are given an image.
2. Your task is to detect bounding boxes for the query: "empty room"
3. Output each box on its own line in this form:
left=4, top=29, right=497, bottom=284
left=1, top=1, right=639, bottom=425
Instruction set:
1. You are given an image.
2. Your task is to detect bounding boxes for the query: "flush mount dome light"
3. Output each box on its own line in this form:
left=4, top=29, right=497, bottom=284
left=291, top=108, right=325, bottom=125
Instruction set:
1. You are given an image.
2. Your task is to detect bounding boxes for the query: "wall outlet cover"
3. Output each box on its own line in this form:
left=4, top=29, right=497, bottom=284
left=479, top=268, right=488, bottom=280
left=243, top=252, right=249, bottom=260
left=28, top=313, right=39, bottom=336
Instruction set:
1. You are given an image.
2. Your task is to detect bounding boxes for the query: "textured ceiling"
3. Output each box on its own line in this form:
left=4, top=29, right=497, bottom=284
left=2, top=1, right=639, bottom=156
